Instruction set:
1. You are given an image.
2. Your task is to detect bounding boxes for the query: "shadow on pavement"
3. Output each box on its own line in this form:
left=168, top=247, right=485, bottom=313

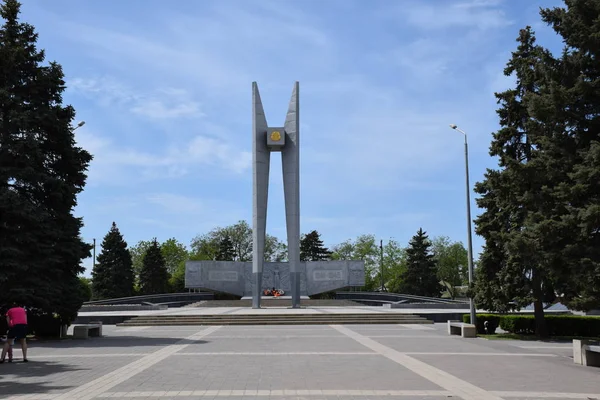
left=28, top=336, right=210, bottom=349
left=0, top=360, right=84, bottom=395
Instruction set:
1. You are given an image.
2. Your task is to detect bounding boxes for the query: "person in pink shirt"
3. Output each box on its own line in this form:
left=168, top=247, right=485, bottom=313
left=0, top=302, right=28, bottom=363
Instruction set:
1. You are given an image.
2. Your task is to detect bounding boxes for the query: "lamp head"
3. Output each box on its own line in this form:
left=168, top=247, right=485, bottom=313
left=76, top=121, right=86, bottom=127
left=449, top=124, right=457, bottom=130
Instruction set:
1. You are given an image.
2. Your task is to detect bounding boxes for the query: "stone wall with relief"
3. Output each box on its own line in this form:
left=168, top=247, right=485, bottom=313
left=185, top=260, right=365, bottom=297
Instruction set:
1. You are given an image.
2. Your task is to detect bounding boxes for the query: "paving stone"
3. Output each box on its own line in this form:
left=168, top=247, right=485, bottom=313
left=412, top=353, right=600, bottom=393
left=108, top=354, right=442, bottom=392
left=3, top=319, right=600, bottom=400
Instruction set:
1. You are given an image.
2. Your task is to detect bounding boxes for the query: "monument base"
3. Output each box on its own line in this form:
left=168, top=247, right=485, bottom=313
left=290, top=271, right=301, bottom=308
left=185, top=260, right=366, bottom=298
left=252, top=271, right=262, bottom=309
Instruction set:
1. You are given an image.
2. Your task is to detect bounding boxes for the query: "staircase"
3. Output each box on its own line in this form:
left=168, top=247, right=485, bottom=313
left=116, top=313, right=432, bottom=326
left=187, top=299, right=363, bottom=307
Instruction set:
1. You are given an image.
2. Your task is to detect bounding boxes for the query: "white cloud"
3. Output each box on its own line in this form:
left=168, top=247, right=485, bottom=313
left=43, top=0, right=334, bottom=93
left=70, top=77, right=204, bottom=119
left=386, top=0, right=513, bottom=30
left=74, top=127, right=251, bottom=185
left=130, top=99, right=202, bottom=119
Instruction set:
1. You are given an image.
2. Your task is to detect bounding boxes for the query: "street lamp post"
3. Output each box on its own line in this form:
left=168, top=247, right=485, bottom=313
left=449, top=124, right=476, bottom=326
left=380, top=239, right=384, bottom=292
left=72, top=121, right=85, bottom=131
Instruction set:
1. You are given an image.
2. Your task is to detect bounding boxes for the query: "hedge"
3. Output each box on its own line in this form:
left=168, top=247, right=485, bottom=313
left=462, top=314, right=501, bottom=334
left=500, top=315, right=600, bottom=337
left=462, top=314, right=600, bottom=337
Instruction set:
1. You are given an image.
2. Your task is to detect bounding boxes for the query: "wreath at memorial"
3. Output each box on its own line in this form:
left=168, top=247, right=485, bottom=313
left=263, top=288, right=285, bottom=297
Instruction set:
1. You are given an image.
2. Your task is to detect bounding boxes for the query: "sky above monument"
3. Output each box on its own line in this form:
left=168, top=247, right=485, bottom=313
left=18, top=0, right=565, bottom=275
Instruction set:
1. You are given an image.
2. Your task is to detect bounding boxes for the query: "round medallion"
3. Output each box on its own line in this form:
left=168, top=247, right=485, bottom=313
left=270, top=131, right=281, bottom=141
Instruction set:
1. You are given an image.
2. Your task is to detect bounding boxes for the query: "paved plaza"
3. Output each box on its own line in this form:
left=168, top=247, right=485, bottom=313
left=1, top=316, right=600, bottom=400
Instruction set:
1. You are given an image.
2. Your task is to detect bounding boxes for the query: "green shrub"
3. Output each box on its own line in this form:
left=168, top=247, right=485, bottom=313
left=546, top=315, right=600, bottom=337
left=499, top=315, right=535, bottom=334
left=463, top=314, right=501, bottom=334
left=500, top=314, right=600, bottom=337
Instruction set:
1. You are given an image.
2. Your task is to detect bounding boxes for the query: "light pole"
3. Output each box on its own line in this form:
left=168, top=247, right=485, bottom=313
left=449, top=124, right=476, bottom=326
left=379, top=239, right=384, bottom=292
left=72, top=121, right=85, bottom=131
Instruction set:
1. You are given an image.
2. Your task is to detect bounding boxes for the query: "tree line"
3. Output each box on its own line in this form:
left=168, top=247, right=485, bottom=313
left=90, top=220, right=469, bottom=300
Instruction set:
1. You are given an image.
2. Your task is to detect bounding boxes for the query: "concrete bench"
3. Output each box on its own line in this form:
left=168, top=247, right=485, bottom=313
left=447, top=320, right=477, bottom=338
left=73, top=322, right=103, bottom=339
left=573, top=339, right=600, bottom=367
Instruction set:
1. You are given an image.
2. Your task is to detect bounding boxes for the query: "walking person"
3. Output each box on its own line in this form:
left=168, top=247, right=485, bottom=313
left=0, top=302, right=28, bottom=363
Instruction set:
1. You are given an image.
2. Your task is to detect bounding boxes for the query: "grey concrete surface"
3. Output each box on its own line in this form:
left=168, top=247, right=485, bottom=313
left=2, top=322, right=600, bottom=400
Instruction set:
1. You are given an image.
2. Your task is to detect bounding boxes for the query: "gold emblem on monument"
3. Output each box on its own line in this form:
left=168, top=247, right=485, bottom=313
left=270, top=131, right=281, bottom=141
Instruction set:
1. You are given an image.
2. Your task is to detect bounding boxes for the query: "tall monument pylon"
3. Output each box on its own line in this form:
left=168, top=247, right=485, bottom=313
left=252, top=82, right=300, bottom=309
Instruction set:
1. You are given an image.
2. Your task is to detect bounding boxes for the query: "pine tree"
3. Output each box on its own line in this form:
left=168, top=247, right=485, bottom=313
left=216, top=235, right=235, bottom=261
left=300, top=230, right=331, bottom=261
left=474, top=26, right=557, bottom=336
left=92, top=222, right=134, bottom=299
left=475, top=1, right=600, bottom=336
left=139, top=238, right=169, bottom=294
left=400, top=228, right=439, bottom=297
left=534, top=0, right=600, bottom=310
left=0, top=0, right=92, bottom=323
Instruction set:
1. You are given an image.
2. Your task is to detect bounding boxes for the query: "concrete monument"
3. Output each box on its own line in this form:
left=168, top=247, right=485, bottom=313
left=185, top=82, right=365, bottom=308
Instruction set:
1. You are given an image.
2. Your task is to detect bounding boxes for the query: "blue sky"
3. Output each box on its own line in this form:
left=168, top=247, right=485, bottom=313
left=17, top=0, right=565, bottom=276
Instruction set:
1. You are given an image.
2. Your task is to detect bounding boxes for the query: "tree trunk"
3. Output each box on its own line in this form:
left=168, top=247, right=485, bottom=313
left=532, top=269, right=549, bottom=338
left=533, top=297, right=548, bottom=337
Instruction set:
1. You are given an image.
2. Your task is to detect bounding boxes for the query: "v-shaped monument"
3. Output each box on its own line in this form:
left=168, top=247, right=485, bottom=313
left=185, top=82, right=365, bottom=308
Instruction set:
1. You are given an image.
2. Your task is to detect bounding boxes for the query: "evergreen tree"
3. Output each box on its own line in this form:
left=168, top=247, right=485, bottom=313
left=474, top=26, right=557, bottom=336
left=216, top=235, right=235, bottom=261
left=300, top=230, right=331, bottom=261
left=475, top=1, right=600, bottom=335
left=533, top=0, right=600, bottom=311
left=92, top=222, right=134, bottom=299
left=0, top=0, right=92, bottom=324
left=399, top=228, right=439, bottom=297
left=139, top=238, right=169, bottom=294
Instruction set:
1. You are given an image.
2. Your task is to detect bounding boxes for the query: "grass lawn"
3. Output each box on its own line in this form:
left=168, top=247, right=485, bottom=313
left=479, top=333, right=600, bottom=341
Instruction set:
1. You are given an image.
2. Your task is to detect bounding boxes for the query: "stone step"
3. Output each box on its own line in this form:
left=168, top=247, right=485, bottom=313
left=123, top=313, right=426, bottom=318
left=116, top=313, right=432, bottom=326
left=117, top=319, right=431, bottom=326
left=188, top=300, right=363, bottom=307
left=121, top=317, right=425, bottom=322
left=119, top=319, right=429, bottom=324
